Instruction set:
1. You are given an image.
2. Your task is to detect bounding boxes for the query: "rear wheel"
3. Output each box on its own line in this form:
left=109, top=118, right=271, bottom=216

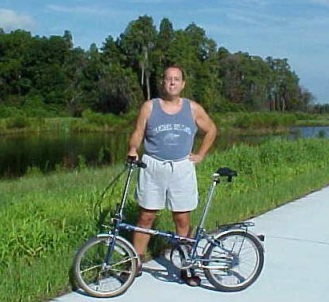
left=203, top=230, right=264, bottom=291
left=73, top=235, right=138, bottom=298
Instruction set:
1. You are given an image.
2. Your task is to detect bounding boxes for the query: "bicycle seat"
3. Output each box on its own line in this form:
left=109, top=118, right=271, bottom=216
left=216, top=167, right=237, bottom=177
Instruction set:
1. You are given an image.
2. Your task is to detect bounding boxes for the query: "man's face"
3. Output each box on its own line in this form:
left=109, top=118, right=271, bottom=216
left=162, top=67, right=185, bottom=97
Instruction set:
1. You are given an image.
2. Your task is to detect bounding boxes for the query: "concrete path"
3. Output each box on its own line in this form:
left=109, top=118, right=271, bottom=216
left=52, top=186, right=329, bottom=302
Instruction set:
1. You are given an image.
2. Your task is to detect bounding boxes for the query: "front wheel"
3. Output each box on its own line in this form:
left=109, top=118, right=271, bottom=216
left=72, top=234, right=138, bottom=298
left=203, top=230, right=264, bottom=291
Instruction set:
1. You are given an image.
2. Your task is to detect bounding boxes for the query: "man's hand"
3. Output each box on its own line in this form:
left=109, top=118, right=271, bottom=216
left=127, top=149, right=139, bottom=161
left=188, top=153, right=204, bottom=164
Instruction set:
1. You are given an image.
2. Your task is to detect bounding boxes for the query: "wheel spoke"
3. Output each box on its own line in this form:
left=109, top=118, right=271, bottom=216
left=203, top=230, right=264, bottom=291
left=73, top=235, right=137, bottom=298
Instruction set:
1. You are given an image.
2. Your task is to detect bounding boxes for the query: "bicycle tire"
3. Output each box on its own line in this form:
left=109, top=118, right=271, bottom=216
left=203, top=229, right=264, bottom=291
left=73, top=234, right=138, bottom=298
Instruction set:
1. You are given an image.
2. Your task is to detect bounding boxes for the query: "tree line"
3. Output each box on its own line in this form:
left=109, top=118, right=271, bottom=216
left=0, top=15, right=323, bottom=117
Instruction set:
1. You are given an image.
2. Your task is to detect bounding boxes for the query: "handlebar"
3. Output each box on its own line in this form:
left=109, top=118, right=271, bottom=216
left=125, top=157, right=236, bottom=182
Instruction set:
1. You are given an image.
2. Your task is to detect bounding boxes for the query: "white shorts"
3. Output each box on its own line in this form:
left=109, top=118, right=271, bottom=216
left=135, top=154, right=198, bottom=212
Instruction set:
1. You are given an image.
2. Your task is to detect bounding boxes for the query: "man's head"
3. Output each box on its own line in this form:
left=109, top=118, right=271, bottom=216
left=163, top=65, right=186, bottom=81
left=161, top=65, right=186, bottom=98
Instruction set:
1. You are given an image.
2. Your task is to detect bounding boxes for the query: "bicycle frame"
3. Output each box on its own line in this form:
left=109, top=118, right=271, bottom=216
left=107, top=159, right=244, bottom=268
left=73, top=158, right=265, bottom=297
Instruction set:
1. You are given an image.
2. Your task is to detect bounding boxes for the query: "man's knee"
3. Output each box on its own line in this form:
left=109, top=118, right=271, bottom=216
left=172, top=211, right=191, bottom=235
left=137, top=207, right=157, bottom=228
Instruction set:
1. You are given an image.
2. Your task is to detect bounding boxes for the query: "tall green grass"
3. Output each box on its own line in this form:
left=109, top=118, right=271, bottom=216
left=2, top=111, right=329, bottom=135
left=1, top=138, right=329, bottom=301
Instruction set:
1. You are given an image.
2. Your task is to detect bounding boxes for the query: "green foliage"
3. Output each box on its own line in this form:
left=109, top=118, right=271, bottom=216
left=21, top=95, right=56, bottom=117
left=6, top=115, right=31, bottom=129
left=0, top=105, right=23, bottom=118
left=294, top=112, right=314, bottom=121
left=0, top=18, right=316, bottom=118
left=81, top=109, right=119, bottom=127
left=293, top=113, right=329, bottom=126
left=0, top=111, right=325, bottom=137
left=25, top=166, right=43, bottom=177
left=232, top=112, right=297, bottom=129
left=69, top=109, right=133, bottom=133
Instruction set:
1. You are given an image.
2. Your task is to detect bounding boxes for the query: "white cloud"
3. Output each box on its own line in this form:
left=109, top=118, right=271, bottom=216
left=0, top=9, right=35, bottom=31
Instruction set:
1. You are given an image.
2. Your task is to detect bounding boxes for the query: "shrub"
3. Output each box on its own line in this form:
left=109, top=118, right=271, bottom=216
left=6, top=115, right=30, bottom=129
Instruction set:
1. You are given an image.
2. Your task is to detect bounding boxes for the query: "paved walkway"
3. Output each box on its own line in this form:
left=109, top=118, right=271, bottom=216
left=52, top=186, right=329, bottom=302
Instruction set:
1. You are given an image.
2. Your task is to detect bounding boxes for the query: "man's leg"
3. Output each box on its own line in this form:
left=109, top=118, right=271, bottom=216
left=120, top=207, right=156, bottom=281
left=172, top=211, right=191, bottom=237
left=172, top=211, right=201, bottom=287
left=133, top=207, right=157, bottom=272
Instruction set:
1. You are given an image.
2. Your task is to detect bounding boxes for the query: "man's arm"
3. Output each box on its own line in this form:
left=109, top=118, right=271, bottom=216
left=127, top=100, right=152, bottom=159
left=190, top=101, right=217, bottom=163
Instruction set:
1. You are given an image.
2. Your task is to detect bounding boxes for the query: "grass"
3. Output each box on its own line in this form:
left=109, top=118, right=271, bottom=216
left=1, top=137, right=329, bottom=301
left=1, top=111, right=329, bottom=136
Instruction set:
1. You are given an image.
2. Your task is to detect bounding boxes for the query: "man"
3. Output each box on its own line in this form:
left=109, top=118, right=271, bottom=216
left=127, top=65, right=217, bottom=286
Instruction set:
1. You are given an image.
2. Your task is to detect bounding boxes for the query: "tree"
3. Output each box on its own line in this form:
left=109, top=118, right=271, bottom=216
left=118, top=15, right=157, bottom=100
left=0, top=18, right=316, bottom=115
left=77, top=44, right=103, bottom=112
left=101, top=36, right=123, bottom=67
left=0, top=30, right=32, bottom=104
left=62, top=47, right=88, bottom=115
left=22, top=35, right=71, bottom=111
left=266, top=57, right=301, bottom=112
left=96, top=64, right=143, bottom=114
left=63, top=30, right=74, bottom=50
left=155, top=18, right=174, bottom=69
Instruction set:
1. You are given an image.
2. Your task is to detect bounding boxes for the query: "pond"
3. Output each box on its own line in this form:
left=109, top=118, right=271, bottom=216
left=289, top=126, right=329, bottom=138
left=0, top=132, right=129, bottom=179
left=1, top=126, right=328, bottom=179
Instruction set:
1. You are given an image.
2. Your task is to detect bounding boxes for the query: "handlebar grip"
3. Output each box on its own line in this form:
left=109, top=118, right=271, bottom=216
left=126, top=155, right=137, bottom=163
left=138, top=161, right=147, bottom=169
left=126, top=156, right=147, bottom=169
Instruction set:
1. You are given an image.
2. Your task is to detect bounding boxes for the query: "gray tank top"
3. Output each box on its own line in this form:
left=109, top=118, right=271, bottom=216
left=144, top=98, right=197, bottom=160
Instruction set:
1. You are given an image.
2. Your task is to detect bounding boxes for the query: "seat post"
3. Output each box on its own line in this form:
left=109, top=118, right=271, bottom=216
left=196, top=173, right=219, bottom=230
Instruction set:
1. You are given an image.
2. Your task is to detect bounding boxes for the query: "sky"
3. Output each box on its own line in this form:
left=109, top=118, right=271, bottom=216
left=0, top=0, right=328, bottom=104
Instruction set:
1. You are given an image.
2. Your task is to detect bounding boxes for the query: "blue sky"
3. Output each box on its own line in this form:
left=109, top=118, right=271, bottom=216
left=0, top=0, right=328, bottom=104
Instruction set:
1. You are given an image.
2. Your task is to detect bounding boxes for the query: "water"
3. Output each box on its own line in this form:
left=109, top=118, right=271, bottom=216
left=290, top=126, right=329, bottom=138
left=1, top=126, right=328, bottom=179
left=0, top=132, right=129, bottom=178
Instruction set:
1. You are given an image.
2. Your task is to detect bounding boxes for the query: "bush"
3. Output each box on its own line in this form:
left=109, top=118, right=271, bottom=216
left=232, top=112, right=297, bottom=129
left=6, top=115, right=30, bottom=129
left=0, top=105, right=23, bottom=118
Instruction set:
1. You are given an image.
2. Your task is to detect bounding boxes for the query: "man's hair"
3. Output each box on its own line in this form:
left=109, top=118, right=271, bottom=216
left=163, top=64, right=186, bottom=81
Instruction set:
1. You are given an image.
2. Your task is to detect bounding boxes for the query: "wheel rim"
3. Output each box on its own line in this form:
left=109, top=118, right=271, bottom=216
left=205, top=232, right=263, bottom=290
left=75, top=236, right=137, bottom=297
